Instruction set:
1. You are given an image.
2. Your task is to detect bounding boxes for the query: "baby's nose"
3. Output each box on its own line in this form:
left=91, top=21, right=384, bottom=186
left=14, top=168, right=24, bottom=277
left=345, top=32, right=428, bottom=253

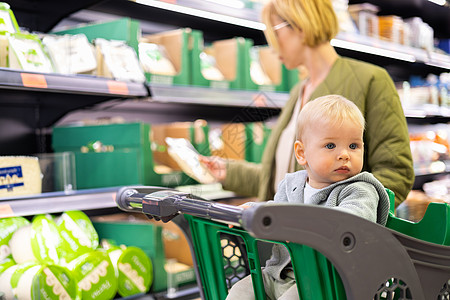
left=338, top=150, right=350, bottom=160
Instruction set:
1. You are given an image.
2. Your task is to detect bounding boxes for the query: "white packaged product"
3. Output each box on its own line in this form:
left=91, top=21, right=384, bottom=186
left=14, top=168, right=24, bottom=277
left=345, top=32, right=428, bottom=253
left=8, top=262, right=78, bottom=300
left=250, top=47, right=272, bottom=86
left=0, top=264, right=19, bottom=300
left=0, top=156, right=42, bottom=197
left=0, top=9, right=17, bottom=33
left=199, top=51, right=224, bottom=81
left=9, top=214, right=62, bottom=265
left=96, top=38, right=146, bottom=83
left=166, top=137, right=215, bottom=184
left=8, top=34, right=54, bottom=73
left=42, top=34, right=97, bottom=74
left=139, top=43, right=177, bottom=76
left=0, top=217, right=30, bottom=261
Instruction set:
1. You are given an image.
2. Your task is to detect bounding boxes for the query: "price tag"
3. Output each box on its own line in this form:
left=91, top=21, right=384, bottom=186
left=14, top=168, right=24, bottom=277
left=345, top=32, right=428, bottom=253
left=0, top=204, right=14, bottom=218
left=21, top=73, right=48, bottom=88
left=107, top=80, right=129, bottom=95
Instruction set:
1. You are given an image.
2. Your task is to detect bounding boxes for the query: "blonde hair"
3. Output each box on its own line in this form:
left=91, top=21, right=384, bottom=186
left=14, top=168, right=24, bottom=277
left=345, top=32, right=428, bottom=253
left=296, top=95, right=365, bottom=140
left=262, top=0, right=339, bottom=51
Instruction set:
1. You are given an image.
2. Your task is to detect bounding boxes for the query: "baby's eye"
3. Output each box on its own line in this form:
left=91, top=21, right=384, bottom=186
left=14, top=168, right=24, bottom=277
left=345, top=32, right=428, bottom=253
left=325, top=143, right=336, bottom=149
left=349, top=143, right=358, bottom=150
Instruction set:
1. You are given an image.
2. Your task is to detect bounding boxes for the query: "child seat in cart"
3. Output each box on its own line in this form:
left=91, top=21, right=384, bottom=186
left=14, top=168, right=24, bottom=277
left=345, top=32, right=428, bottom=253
left=116, top=186, right=450, bottom=300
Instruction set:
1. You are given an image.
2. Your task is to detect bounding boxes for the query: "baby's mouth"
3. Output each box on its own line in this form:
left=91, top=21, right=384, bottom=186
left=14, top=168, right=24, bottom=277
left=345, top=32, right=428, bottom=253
left=335, top=166, right=350, bottom=172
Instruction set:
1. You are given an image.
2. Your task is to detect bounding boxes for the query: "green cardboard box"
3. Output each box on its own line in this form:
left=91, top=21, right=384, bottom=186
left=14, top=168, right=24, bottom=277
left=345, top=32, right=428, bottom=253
left=52, top=122, right=195, bottom=189
left=219, top=122, right=271, bottom=163
left=191, top=31, right=253, bottom=90
left=139, top=28, right=191, bottom=86
left=52, top=17, right=140, bottom=53
left=246, top=46, right=298, bottom=92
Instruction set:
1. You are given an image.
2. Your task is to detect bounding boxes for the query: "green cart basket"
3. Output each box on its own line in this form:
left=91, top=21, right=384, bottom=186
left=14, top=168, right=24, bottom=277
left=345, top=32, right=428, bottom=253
left=116, top=187, right=450, bottom=300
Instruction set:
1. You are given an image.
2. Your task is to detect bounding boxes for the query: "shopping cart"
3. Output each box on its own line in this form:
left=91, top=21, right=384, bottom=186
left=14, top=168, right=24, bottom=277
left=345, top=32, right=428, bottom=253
left=116, top=186, right=450, bottom=300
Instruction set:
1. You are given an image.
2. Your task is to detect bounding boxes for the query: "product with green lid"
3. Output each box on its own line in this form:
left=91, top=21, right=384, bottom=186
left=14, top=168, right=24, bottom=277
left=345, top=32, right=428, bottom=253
left=67, top=250, right=118, bottom=300
left=0, top=264, right=18, bottom=299
left=8, top=33, right=55, bottom=73
left=10, top=262, right=79, bottom=300
left=107, top=245, right=153, bottom=297
left=9, top=214, right=62, bottom=265
left=0, top=216, right=29, bottom=261
left=0, top=258, right=15, bottom=274
left=0, top=2, right=19, bottom=33
left=57, top=210, right=99, bottom=264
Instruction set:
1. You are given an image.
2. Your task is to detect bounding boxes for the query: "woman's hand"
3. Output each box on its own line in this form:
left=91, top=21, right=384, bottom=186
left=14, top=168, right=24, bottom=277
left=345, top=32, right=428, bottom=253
left=199, top=155, right=227, bottom=183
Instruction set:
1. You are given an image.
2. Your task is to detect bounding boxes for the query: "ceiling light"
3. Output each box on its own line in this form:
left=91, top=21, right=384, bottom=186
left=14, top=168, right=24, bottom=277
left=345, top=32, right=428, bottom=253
left=428, top=0, right=446, bottom=5
left=133, top=0, right=266, bottom=30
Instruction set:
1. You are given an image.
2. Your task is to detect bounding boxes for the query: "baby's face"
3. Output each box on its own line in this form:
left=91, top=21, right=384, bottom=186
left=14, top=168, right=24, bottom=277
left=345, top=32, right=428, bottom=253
left=296, top=119, right=364, bottom=189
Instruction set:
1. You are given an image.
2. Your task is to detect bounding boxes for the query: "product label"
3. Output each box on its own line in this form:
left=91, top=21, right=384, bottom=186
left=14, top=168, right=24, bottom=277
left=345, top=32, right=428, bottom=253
left=68, top=251, right=117, bottom=300
left=31, top=215, right=62, bottom=264
left=57, top=211, right=99, bottom=262
left=210, top=80, right=229, bottom=90
left=150, top=74, right=173, bottom=85
left=31, top=265, right=79, bottom=300
left=10, top=262, right=39, bottom=291
left=0, top=166, right=24, bottom=191
left=258, top=84, right=276, bottom=92
left=107, top=80, right=128, bottom=95
left=116, top=247, right=153, bottom=297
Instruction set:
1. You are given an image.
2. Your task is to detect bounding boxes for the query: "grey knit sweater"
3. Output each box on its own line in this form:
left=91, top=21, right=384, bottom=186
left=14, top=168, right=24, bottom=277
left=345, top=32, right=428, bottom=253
left=249, top=170, right=390, bottom=280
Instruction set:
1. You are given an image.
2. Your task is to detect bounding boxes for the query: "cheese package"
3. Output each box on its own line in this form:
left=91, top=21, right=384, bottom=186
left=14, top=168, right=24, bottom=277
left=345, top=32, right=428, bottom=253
left=139, top=42, right=177, bottom=76
left=67, top=250, right=118, bottom=300
left=249, top=47, right=272, bottom=86
left=0, top=156, right=42, bottom=197
left=8, top=33, right=55, bottom=73
left=42, top=34, right=97, bottom=74
left=9, top=214, right=62, bottom=265
left=10, top=262, right=79, bottom=300
left=107, top=245, right=153, bottom=297
left=166, top=137, right=215, bottom=184
left=199, top=51, right=224, bottom=81
left=0, top=2, right=19, bottom=33
left=95, top=38, right=146, bottom=83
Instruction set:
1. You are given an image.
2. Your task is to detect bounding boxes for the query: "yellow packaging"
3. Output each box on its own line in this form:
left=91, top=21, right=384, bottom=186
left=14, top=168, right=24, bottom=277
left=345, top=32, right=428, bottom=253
left=0, top=156, right=42, bottom=197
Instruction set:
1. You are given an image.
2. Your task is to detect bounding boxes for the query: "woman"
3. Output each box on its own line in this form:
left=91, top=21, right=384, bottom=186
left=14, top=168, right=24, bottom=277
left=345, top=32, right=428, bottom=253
left=201, top=0, right=414, bottom=206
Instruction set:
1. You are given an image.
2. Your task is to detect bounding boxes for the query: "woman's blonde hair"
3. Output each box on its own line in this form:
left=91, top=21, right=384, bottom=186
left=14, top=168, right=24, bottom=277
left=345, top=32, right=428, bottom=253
left=296, top=95, right=365, bottom=140
left=262, top=0, right=339, bottom=51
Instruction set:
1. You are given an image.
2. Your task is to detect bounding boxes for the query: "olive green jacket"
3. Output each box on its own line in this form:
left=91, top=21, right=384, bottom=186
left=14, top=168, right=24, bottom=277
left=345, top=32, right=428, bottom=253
left=223, top=56, right=414, bottom=206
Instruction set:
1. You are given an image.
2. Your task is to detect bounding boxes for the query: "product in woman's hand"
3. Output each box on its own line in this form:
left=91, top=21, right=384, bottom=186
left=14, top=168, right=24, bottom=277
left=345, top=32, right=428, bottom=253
left=166, top=137, right=216, bottom=184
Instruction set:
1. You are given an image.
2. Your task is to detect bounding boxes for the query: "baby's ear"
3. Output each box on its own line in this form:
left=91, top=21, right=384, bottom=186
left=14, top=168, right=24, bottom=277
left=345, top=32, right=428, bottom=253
left=294, top=140, right=307, bottom=165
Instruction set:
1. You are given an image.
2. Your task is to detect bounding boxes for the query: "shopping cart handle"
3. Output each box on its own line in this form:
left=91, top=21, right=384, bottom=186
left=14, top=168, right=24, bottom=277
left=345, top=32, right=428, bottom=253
left=116, top=187, right=246, bottom=226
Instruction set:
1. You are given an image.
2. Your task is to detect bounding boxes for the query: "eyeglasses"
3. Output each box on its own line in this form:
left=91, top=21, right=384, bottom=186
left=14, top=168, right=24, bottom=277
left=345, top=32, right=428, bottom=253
left=273, top=21, right=290, bottom=31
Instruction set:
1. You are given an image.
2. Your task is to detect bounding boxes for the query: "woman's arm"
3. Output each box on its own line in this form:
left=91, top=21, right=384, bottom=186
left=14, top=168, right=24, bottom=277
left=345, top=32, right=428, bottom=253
left=222, top=159, right=263, bottom=197
left=363, top=68, right=414, bottom=205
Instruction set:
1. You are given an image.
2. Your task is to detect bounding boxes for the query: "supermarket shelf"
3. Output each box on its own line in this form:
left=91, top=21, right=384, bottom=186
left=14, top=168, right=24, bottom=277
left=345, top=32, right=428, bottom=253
left=0, top=184, right=239, bottom=218
left=414, top=160, right=450, bottom=177
left=333, top=32, right=450, bottom=70
left=148, top=84, right=289, bottom=109
left=0, top=187, right=119, bottom=218
left=117, top=293, right=155, bottom=300
left=404, top=105, right=450, bottom=123
left=413, top=160, right=450, bottom=190
left=0, top=68, right=148, bottom=97
left=151, top=285, right=200, bottom=300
